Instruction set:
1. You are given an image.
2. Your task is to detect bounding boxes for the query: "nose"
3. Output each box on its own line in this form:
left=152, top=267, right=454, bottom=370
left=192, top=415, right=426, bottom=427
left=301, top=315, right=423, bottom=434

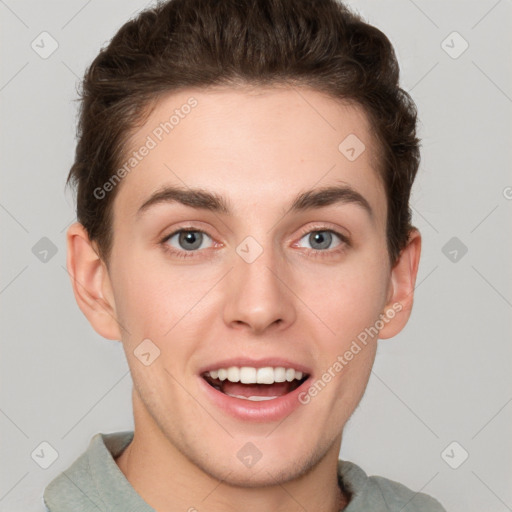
left=222, top=240, right=296, bottom=334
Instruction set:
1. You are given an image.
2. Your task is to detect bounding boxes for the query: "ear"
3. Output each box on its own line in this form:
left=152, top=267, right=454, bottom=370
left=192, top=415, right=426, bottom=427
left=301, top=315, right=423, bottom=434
left=378, top=228, right=422, bottom=339
left=66, top=222, right=122, bottom=340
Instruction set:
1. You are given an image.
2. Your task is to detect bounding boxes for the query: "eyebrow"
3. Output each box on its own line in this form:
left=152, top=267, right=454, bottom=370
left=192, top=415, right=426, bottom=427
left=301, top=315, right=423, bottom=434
left=136, top=183, right=373, bottom=220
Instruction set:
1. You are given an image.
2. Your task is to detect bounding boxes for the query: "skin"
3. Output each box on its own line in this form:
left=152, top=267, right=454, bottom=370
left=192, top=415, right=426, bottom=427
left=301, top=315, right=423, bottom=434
left=67, top=85, right=421, bottom=512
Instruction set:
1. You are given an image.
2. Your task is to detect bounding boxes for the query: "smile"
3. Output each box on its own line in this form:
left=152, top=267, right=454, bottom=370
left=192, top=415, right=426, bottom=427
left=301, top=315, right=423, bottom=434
left=199, top=362, right=312, bottom=422
left=203, top=366, right=308, bottom=401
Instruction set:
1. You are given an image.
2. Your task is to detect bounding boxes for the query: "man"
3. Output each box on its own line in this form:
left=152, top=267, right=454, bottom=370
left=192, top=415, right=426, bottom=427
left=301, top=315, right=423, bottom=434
left=43, top=0, right=446, bottom=510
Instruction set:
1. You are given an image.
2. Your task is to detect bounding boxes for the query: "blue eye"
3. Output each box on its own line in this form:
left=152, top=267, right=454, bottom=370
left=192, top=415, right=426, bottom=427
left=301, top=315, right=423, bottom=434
left=297, top=230, right=345, bottom=251
left=163, top=229, right=214, bottom=256
left=160, top=226, right=349, bottom=260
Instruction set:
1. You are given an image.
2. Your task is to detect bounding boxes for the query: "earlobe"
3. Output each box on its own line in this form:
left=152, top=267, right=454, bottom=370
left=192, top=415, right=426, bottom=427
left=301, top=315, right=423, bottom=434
left=66, top=222, right=122, bottom=341
left=378, top=229, right=422, bottom=340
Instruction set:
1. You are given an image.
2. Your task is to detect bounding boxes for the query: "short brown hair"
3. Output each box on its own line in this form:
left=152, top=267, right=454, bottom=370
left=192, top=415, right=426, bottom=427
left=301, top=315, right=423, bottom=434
left=67, top=0, right=420, bottom=267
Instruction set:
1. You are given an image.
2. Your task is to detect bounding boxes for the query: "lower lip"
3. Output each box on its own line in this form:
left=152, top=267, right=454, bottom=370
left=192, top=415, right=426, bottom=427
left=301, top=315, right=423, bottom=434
left=198, top=376, right=311, bottom=422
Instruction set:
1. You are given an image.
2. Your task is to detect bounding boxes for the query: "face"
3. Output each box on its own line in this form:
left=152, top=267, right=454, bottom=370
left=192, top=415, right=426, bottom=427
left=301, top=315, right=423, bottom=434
left=78, top=86, right=406, bottom=486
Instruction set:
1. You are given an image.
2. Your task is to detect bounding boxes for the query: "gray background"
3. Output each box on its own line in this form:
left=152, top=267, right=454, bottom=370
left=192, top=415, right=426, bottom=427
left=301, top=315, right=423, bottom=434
left=1, top=0, right=511, bottom=510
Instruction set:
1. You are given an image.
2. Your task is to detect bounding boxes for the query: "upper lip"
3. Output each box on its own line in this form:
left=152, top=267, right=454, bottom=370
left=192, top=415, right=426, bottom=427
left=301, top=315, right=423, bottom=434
left=198, top=357, right=312, bottom=376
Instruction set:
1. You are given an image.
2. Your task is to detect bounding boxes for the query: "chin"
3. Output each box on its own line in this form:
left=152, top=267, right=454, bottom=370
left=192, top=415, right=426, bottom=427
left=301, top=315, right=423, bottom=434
left=182, top=435, right=332, bottom=489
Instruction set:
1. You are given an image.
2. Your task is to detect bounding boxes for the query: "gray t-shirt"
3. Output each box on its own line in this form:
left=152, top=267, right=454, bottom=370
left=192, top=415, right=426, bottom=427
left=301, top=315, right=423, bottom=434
left=43, top=431, right=446, bottom=511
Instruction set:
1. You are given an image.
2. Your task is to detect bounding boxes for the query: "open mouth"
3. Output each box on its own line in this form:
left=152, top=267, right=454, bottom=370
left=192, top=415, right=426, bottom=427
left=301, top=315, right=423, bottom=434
left=202, top=367, right=309, bottom=401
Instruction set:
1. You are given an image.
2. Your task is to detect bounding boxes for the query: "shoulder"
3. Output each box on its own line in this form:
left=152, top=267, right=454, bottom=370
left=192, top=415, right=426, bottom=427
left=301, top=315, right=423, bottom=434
left=43, top=431, right=136, bottom=512
left=338, top=460, right=447, bottom=512
left=366, top=474, right=446, bottom=511
left=43, top=433, right=104, bottom=511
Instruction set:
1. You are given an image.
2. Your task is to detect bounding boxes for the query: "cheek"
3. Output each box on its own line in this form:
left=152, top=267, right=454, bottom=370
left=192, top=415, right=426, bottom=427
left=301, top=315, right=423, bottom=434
left=303, top=261, right=385, bottom=405
left=110, top=233, right=389, bottom=351
left=110, top=248, right=219, bottom=343
left=296, top=254, right=388, bottom=340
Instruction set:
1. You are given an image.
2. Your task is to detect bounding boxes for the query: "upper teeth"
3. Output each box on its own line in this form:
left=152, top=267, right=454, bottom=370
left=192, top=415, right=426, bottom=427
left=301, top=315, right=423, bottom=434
left=207, top=367, right=304, bottom=384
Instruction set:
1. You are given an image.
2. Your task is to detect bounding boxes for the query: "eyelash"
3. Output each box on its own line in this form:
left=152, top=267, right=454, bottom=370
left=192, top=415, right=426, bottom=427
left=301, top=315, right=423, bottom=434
left=160, top=225, right=351, bottom=260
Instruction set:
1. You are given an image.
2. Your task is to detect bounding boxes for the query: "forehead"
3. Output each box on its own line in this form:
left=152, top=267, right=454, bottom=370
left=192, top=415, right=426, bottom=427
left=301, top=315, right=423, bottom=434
left=113, top=86, right=386, bottom=227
